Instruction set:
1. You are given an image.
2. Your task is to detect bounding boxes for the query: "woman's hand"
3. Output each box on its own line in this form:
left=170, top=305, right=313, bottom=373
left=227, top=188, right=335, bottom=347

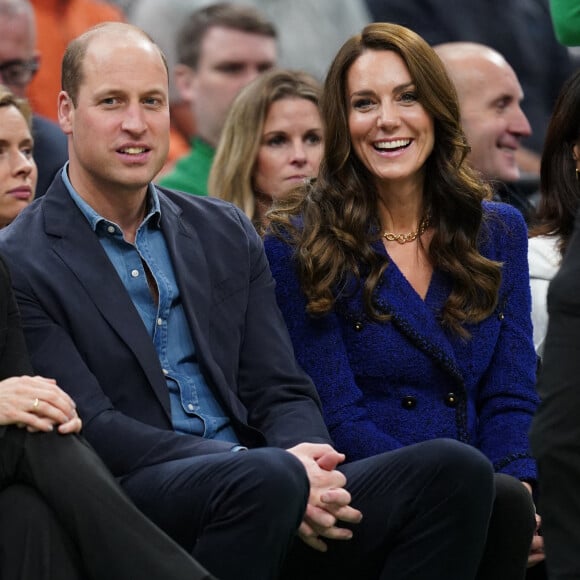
left=0, top=375, right=81, bottom=433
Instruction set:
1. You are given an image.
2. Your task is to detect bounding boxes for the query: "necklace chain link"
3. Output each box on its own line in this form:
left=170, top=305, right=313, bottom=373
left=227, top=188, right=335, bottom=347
left=382, top=216, right=430, bottom=245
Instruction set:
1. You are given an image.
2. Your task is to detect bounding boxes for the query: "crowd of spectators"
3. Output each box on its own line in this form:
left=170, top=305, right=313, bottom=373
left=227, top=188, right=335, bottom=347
left=0, top=1, right=579, bottom=579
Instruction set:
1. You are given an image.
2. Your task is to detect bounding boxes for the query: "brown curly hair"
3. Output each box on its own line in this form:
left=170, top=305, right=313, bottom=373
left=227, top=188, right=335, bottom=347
left=268, top=23, right=501, bottom=337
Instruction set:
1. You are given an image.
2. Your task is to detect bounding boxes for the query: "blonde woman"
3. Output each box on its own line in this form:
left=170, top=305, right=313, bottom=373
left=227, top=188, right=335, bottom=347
left=209, top=68, right=322, bottom=228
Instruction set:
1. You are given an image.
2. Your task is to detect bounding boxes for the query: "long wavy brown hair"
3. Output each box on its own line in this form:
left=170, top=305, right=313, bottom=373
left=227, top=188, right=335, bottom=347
left=268, top=23, right=501, bottom=336
left=530, top=69, right=580, bottom=257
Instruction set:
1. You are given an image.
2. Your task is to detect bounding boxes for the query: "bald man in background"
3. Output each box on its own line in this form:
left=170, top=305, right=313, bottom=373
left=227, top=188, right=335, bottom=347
left=435, top=42, right=537, bottom=222
left=0, top=0, right=67, bottom=196
left=436, top=42, right=547, bottom=580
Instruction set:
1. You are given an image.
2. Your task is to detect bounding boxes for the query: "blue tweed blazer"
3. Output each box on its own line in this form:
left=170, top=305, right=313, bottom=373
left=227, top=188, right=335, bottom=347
left=264, top=201, right=539, bottom=481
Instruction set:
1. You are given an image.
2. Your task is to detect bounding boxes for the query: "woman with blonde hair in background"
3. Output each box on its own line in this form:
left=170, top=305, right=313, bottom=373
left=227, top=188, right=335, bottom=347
left=209, top=68, right=322, bottom=229
left=0, top=86, right=36, bottom=227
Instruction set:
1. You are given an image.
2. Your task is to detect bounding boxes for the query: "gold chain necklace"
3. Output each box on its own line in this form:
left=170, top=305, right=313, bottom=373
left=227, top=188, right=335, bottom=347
left=382, top=215, right=431, bottom=244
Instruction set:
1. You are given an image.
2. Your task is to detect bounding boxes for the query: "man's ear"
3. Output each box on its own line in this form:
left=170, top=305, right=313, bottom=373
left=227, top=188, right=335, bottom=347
left=173, top=64, right=196, bottom=105
left=57, top=91, right=74, bottom=135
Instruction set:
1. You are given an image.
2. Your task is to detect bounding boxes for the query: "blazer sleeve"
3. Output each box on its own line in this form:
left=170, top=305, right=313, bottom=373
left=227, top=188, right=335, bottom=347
left=219, top=211, right=334, bottom=449
left=3, top=258, right=237, bottom=477
left=475, top=205, right=539, bottom=481
left=264, top=233, right=407, bottom=461
left=0, top=255, right=33, bottom=379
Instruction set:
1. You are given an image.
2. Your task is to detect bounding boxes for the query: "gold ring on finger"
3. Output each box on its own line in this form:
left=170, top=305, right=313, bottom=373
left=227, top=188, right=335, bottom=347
left=32, top=397, right=39, bottom=410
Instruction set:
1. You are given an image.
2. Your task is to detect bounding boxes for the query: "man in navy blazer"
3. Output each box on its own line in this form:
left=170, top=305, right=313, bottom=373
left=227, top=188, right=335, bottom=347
left=0, top=21, right=501, bottom=580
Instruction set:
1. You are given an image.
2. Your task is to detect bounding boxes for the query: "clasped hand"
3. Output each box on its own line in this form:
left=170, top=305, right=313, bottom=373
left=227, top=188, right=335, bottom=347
left=286, top=443, right=362, bottom=552
left=0, top=375, right=81, bottom=434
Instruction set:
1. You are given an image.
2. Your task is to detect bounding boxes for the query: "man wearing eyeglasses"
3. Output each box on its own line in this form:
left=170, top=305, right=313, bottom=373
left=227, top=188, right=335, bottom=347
left=0, top=0, right=67, bottom=197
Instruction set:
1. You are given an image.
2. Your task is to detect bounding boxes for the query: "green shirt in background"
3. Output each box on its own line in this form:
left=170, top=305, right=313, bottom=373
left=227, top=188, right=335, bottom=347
left=159, top=137, right=215, bottom=197
left=550, top=0, right=580, bottom=46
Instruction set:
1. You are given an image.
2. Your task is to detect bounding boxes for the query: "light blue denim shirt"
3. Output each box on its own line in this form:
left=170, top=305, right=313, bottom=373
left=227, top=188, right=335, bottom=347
left=62, top=166, right=239, bottom=443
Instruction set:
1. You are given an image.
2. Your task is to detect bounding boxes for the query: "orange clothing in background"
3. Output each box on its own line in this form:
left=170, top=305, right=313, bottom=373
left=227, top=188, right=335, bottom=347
left=29, top=0, right=125, bottom=121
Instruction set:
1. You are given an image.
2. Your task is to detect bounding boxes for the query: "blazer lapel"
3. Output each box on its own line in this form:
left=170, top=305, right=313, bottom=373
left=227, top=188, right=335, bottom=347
left=43, top=182, right=172, bottom=418
left=157, top=193, right=211, bottom=359
left=372, top=243, right=464, bottom=386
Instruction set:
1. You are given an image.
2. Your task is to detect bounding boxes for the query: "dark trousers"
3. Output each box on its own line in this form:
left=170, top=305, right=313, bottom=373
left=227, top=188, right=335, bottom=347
left=478, top=473, right=537, bottom=580
left=0, top=484, right=84, bottom=579
left=122, top=446, right=310, bottom=580
left=0, top=427, right=215, bottom=580
left=284, top=440, right=534, bottom=580
left=123, top=438, right=504, bottom=580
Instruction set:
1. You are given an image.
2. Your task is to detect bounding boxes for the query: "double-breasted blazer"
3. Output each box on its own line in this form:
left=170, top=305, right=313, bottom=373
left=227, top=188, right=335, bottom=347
left=264, top=201, right=539, bottom=481
left=0, top=175, right=331, bottom=477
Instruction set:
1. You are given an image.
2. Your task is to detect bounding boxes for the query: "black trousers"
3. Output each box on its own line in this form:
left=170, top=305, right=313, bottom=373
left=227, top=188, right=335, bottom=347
left=122, top=445, right=310, bottom=580
left=122, top=437, right=524, bottom=580
left=0, top=427, right=215, bottom=580
left=284, top=442, right=535, bottom=580
left=478, top=473, right=537, bottom=580
left=0, top=484, right=84, bottom=580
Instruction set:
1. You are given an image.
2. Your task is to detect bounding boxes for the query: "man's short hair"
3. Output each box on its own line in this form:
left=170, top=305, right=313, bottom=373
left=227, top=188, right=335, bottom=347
left=176, top=2, right=277, bottom=70
left=61, top=22, right=167, bottom=106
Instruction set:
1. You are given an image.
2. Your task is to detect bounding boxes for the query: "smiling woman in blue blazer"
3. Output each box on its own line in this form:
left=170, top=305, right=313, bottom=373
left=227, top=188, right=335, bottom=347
left=265, top=23, right=542, bottom=578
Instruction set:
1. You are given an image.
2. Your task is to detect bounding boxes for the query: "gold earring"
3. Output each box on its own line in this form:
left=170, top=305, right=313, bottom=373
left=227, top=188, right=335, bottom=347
left=576, top=168, right=580, bottom=181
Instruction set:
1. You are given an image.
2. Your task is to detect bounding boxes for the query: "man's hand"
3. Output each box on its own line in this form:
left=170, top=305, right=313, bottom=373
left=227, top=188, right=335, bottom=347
left=286, top=443, right=362, bottom=552
left=0, top=375, right=81, bottom=434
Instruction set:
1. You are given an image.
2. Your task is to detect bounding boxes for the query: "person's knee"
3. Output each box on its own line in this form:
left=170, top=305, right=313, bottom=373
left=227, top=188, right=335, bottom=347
left=241, top=448, right=309, bottom=501
left=419, top=439, right=494, bottom=485
left=493, top=473, right=536, bottom=533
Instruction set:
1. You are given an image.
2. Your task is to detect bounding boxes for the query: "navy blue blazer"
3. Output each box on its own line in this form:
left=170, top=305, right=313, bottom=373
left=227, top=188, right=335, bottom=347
left=31, top=115, right=68, bottom=197
left=265, top=202, right=539, bottom=481
left=0, top=176, right=331, bottom=477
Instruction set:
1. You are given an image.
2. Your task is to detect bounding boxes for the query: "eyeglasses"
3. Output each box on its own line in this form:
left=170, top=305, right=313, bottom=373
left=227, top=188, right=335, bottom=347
left=0, top=58, right=39, bottom=88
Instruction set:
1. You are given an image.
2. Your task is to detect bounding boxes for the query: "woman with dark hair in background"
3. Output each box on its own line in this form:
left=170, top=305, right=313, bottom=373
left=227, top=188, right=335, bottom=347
left=530, top=72, right=580, bottom=580
left=529, top=69, right=580, bottom=356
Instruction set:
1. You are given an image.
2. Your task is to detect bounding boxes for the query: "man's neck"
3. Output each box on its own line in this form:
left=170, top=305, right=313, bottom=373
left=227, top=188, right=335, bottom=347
left=75, top=185, right=149, bottom=244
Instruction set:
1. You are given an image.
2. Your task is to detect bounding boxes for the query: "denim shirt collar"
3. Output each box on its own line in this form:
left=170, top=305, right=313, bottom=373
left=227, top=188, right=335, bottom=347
left=60, top=163, right=161, bottom=231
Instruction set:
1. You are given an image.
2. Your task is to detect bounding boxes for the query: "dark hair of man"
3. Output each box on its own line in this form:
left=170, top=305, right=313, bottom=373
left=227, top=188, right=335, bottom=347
left=176, top=2, right=277, bottom=70
left=268, top=22, right=501, bottom=337
left=530, top=69, right=580, bottom=257
left=61, top=22, right=168, bottom=107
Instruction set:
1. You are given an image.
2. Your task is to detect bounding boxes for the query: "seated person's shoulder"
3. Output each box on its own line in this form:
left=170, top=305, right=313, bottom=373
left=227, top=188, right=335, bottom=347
left=156, top=185, right=259, bottom=238
left=482, top=198, right=527, bottom=232
left=479, top=200, right=529, bottom=263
